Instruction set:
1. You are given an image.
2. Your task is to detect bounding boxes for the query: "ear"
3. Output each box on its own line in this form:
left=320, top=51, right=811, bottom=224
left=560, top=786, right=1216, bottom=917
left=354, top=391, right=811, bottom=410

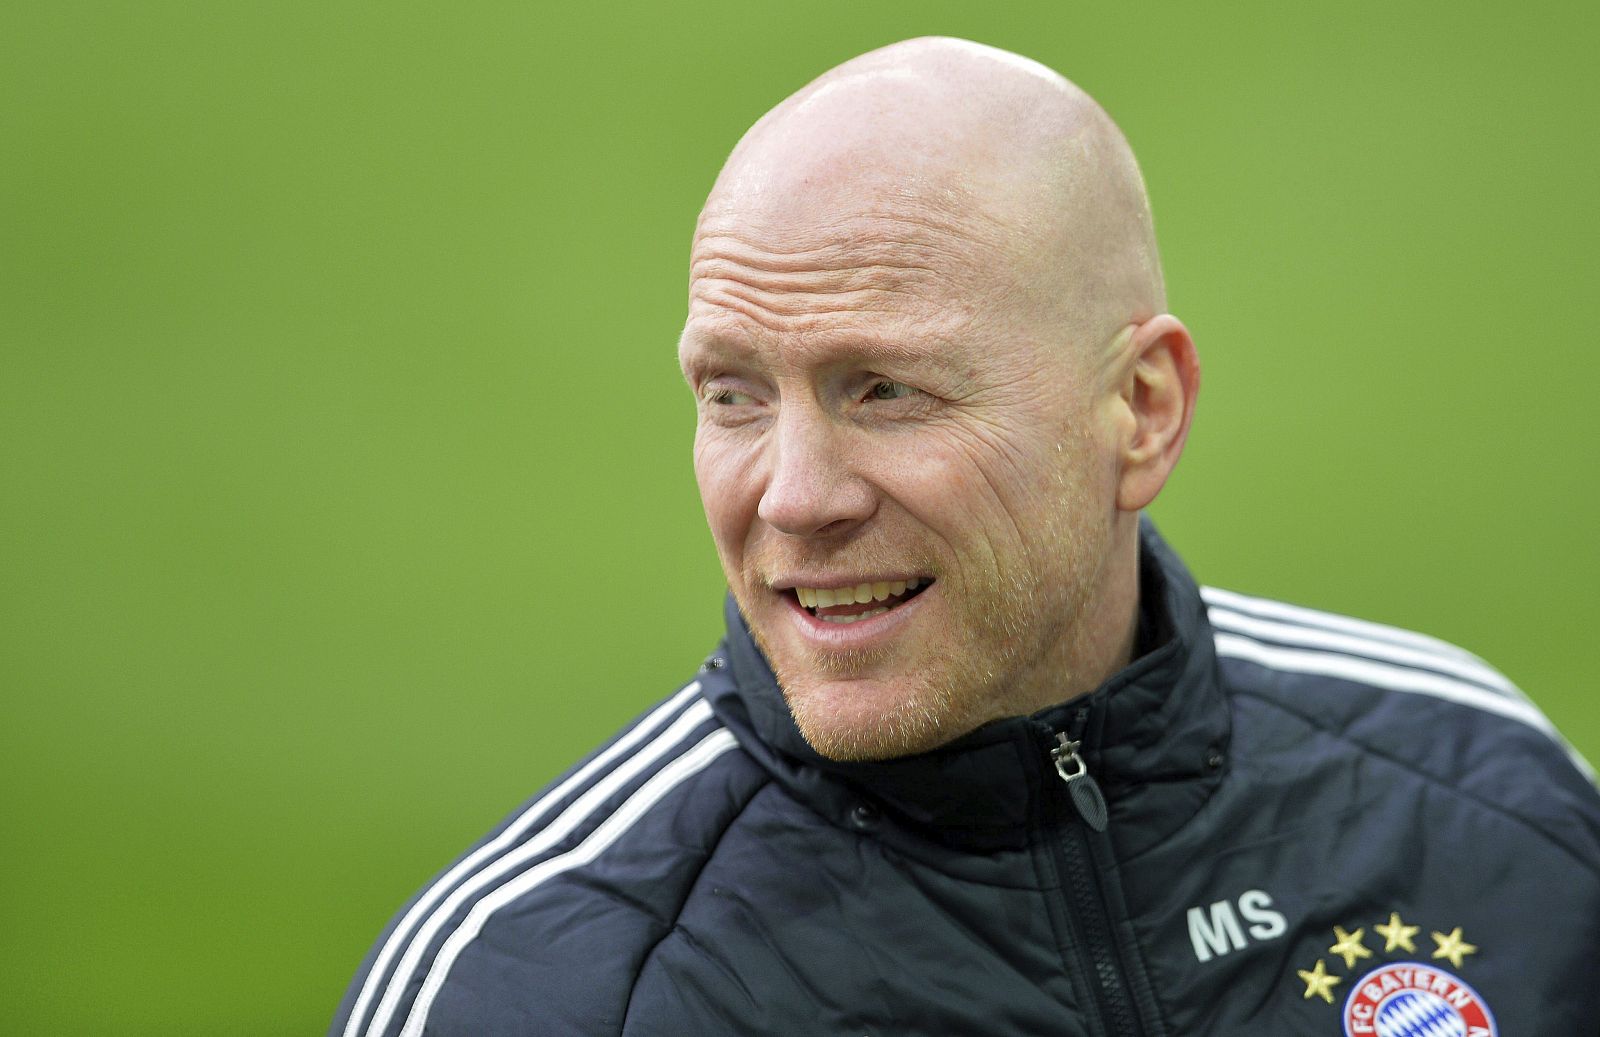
left=1112, top=314, right=1200, bottom=512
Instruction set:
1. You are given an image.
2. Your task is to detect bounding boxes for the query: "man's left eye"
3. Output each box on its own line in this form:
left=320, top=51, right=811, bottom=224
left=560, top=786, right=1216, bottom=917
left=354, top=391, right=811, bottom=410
left=866, top=380, right=918, bottom=401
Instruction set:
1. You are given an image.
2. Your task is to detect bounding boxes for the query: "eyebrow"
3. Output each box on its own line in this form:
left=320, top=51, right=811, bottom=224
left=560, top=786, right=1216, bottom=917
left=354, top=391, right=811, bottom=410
left=679, top=325, right=971, bottom=388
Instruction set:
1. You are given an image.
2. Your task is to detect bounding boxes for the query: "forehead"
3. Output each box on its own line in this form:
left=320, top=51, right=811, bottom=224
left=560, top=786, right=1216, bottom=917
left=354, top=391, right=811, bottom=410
left=680, top=204, right=1024, bottom=378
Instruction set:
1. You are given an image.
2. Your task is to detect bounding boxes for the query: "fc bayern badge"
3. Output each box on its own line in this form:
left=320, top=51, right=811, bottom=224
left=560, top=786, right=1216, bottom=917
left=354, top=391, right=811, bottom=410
left=1342, top=962, right=1497, bottom=1037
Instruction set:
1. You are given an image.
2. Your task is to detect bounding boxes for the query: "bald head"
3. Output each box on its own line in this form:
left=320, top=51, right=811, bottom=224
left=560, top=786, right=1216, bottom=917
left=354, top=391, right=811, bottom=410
left=697, top=37, right=1165, bottom=353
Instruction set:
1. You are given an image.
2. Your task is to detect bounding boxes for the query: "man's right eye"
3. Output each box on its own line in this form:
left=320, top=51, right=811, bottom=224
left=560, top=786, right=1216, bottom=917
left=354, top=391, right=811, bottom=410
left=704, top=387, right=757, bottom=406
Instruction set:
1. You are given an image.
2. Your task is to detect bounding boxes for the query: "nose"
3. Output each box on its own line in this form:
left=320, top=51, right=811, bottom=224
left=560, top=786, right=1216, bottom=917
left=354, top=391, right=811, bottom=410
left=757, top=409, right=875, bottom=538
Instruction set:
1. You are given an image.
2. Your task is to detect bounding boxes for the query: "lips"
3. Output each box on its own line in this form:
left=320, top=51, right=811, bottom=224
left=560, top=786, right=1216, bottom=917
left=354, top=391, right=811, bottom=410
left=792, top=577, right=930, bottom=620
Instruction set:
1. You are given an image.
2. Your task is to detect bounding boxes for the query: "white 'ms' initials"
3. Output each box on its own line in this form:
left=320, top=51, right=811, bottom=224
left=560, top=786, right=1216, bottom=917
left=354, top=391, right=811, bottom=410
left=1187, top=889, right=1288, bottom=963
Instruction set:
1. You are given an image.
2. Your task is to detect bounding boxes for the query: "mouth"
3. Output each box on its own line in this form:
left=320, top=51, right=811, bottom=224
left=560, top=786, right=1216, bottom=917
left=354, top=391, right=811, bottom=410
left=784, top=577, right=934, bottom=625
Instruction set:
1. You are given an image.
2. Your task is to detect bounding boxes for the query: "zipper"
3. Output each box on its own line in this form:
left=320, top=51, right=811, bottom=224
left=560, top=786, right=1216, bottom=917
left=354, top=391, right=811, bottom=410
left=1050, top=730, right=1108, bottom=832
left=1041, top=710, right=1153, bottom=1037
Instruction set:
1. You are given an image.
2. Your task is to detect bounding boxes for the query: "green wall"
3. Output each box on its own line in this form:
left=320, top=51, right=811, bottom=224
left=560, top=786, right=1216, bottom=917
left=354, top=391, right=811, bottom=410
left=4, top=1, right=1594, bottom=1031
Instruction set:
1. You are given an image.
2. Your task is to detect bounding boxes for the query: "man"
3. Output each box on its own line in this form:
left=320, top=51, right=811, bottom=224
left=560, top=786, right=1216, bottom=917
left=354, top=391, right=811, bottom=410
left=333, top=38, right=1600, bottom=1036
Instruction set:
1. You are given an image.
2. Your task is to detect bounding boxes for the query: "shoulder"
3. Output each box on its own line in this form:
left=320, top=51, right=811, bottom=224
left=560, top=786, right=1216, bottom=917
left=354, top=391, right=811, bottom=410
left=331, top=679, right=769, bottom=1037
left=1200, top=584, right=1600, bottom=872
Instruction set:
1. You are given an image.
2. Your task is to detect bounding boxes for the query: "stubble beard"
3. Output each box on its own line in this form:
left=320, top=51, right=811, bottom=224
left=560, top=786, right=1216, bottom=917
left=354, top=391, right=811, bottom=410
left=757, top=624, right=963, bottom=761
left=738, top=504, right=1104, bottom=763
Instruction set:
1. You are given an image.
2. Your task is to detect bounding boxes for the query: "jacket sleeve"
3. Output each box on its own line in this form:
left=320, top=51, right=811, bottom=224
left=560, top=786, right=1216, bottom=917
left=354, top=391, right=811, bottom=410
left=330, top=686, right=755, bottom=1037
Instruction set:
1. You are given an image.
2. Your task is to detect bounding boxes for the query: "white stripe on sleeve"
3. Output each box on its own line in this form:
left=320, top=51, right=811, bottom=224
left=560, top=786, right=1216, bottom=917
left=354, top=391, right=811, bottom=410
left=345, top=683, right=704, bottom=1037
left=1205, top=606, right=1521, bottom=699
left=1201, top=586, right=1481, bottom=665
left=1214, top=632, right=1596, bottom=783
left=397, top=728, right=742, bottom=1037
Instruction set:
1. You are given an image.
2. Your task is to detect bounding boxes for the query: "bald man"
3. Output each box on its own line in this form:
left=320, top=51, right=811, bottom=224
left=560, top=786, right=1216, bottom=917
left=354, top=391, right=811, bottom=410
left=334, top=39, right=1600, bottom=1037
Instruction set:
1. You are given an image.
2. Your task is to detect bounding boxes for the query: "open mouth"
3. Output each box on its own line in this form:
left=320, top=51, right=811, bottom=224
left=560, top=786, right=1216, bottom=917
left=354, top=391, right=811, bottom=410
left=787, top=578, right=934, bottom=625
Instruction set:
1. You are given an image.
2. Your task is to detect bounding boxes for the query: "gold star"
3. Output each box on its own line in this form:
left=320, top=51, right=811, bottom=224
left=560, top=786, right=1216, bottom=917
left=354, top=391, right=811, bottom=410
left=1329, top=925, right=1373, bottom=969
left=1297, top=959, right=1342, bottom=1004
left=1431, top=927, right=1478, bottom=968
left=1375, top=912, right=1420, bottom=953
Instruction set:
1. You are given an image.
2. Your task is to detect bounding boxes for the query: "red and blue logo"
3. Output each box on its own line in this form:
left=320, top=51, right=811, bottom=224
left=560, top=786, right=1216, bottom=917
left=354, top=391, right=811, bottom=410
left=1342, top=962, right=1497, bottom=1037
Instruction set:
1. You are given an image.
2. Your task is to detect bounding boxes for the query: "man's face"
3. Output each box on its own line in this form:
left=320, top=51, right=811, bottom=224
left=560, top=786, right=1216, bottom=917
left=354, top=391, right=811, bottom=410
left=680, top=202, right=1123, bottom=760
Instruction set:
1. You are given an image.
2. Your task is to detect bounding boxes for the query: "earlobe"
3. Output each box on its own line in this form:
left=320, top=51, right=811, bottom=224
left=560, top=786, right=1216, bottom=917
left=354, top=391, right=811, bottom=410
left=1114, top=315, right=1200, bottom=512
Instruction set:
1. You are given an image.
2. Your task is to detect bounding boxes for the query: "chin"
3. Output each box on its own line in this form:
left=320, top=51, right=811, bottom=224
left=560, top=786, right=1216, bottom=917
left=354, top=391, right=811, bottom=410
left=779, top=671, right=967, bottom=762
left=737, top=587, right=993, bottom=760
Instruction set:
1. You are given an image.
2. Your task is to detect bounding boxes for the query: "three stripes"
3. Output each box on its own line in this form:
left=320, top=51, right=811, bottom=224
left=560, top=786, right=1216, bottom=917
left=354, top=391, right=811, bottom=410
left=341, top=682, right=735, bottom=1037
left=340, top=587, right=1591, bottom=1036
left=1203, top=585, right=1595, bottom=784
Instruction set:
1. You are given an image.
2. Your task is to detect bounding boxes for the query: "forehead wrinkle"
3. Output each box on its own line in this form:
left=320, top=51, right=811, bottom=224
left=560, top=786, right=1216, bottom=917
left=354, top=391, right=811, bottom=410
left=681, top=307, right=977, bottom=389
left=690, top=242, right=944, bottom=300
left=691, top=234, right=939, bottom=281
left=687, top=210, right=1017, bottom=338
left=688, top=278, right=930, bottom=337
left=693, top=198, right=1010, bottom=271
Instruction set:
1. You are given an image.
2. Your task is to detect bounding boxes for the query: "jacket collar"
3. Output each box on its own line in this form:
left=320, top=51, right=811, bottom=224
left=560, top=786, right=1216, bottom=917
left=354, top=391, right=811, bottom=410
left=705, top=520, right=1230, bottom=855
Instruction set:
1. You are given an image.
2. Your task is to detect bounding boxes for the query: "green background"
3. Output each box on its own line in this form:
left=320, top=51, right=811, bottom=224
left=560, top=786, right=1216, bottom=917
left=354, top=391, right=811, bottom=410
left=3, top=1, right=1595, bottom=1031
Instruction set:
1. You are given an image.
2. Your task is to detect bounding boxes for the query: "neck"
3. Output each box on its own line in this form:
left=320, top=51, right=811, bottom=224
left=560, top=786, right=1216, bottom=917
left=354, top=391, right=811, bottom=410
left=1067, top=513, right=1144, bottom=701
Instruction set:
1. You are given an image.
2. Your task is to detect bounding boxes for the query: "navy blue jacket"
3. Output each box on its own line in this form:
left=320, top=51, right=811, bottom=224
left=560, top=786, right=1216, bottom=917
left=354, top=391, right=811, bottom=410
left=333, top=529, right=1600, bottom=1036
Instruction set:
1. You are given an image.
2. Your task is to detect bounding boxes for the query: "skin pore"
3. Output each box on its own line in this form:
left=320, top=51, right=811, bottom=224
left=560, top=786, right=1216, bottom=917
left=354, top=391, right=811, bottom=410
left=680, top=38, right=1199, bottom=761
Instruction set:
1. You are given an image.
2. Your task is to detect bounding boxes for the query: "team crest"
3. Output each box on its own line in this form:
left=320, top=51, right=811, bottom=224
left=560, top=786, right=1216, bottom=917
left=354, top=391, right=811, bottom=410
left=1291, top=912, right=1496, bottom=1036
left=1341, top=962, right=1496, bottom=1037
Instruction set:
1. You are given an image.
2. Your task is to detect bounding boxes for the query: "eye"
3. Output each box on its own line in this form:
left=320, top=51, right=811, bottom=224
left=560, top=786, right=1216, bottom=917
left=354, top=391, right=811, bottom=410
left=703, top=386, right=757, bottom=406
left=865, top=380, right=918, bottom=401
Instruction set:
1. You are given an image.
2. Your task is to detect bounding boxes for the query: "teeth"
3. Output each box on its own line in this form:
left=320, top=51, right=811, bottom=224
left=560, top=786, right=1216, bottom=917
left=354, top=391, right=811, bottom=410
left=820, top=607, right=890, bottom=624
left=793, top=578, right=930, bottom=611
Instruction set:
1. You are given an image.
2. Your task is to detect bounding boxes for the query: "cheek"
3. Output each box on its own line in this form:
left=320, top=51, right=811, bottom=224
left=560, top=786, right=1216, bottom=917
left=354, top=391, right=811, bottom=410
left=892, top=456, right=999, bottom=534
left=871, top=426, right=1050, bottom=539
left=693, top=431, right=763, bottom=560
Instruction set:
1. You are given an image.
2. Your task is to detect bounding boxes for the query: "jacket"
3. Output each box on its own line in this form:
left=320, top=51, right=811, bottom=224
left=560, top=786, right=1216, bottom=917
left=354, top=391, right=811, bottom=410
left=332, top=526, right=1600, bottom=1036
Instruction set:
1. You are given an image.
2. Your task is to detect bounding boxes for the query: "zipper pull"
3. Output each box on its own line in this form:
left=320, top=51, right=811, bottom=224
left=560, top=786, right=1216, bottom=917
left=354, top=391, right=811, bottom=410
left=1050, top=732, right=1108, bottom=832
